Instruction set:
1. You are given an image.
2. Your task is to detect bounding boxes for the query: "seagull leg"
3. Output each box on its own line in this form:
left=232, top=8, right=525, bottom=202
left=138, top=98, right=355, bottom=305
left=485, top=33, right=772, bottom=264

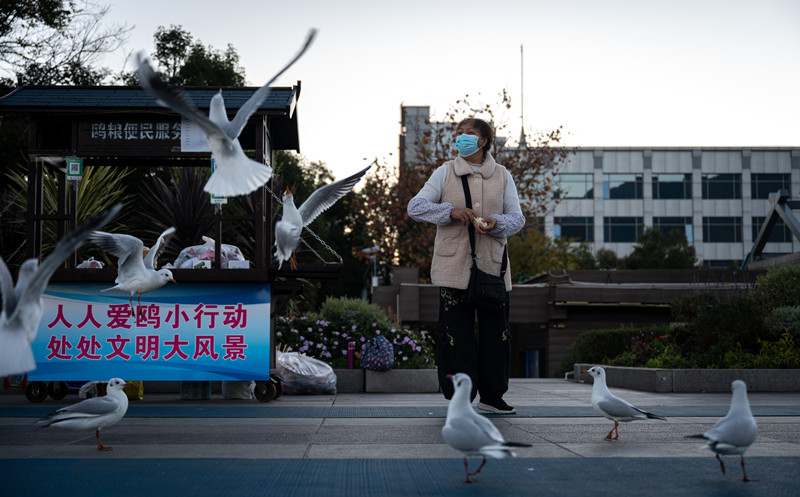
left=137, top=293, right=143, bottom=318
left=468, top=456, right=487, bottom=478
left=716, top=453, right=726, bottom=474
left=740, top=456, right=757, bottom=482
left=289, top=251, right=298, bottom=271
left=613, top=421, right=620, bottom=440
left=463, top=457, right=474, bottom=483
left=605, top=421, right=619, bottom=440
left=96, top=429, right=112, bottom=451
left=129, top=294, right=135, bottom=316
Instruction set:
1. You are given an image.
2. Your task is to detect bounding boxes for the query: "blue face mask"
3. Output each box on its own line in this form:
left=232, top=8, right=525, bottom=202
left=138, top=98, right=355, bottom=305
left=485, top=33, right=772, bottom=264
left=455, top=134, right=480, bottom=157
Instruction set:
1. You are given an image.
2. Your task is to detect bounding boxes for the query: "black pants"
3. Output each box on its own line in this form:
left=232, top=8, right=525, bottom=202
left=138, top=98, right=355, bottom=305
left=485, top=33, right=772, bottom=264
left=437, top=287, right=511, bottom=401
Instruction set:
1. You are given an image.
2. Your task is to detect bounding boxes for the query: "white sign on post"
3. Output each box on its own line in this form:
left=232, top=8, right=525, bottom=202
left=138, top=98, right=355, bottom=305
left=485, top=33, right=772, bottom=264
left=180, top=118, right=211, bottom=153
left=210, top=158, right=227, bottom=204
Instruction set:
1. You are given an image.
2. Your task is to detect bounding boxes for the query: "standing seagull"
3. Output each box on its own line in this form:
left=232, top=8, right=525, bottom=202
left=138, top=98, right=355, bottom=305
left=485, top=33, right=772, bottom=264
left=688, top=379, right=758, bottom=482
left=90, top=227, right=176, bottom=315
left=441, top=373, right=530, bottom=483
left=274, top=163, right=372, bottom=270
left=583, top=366, right=666, bottom=440
left=0, top=204, right=121, bottom=377
left=37, top=378, right=129, bottom=451
left=136, top=29, right=317, bottom=197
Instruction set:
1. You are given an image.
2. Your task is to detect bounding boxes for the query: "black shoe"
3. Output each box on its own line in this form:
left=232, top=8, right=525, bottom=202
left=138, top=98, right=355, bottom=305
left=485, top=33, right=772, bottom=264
left=476, top=398, right=516, bottom=414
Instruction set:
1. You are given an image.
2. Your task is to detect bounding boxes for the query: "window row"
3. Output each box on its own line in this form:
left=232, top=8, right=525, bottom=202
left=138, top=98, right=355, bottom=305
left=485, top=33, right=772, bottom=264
left=555, top=173, right=792, bottom=200
left=552, top=216, right=794, bottom=243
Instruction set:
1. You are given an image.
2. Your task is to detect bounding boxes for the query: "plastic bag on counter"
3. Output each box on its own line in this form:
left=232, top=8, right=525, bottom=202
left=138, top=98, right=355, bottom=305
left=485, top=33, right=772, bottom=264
left=173, top=236, right=246, bottom=269
left=77, top=257, right=105, bottom=269
left=222, top=380, right=255, bottom=400
left=276, top=351, right=337, bottom=395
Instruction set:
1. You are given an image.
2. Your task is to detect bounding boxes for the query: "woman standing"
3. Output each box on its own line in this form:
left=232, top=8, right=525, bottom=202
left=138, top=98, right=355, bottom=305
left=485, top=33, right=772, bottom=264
left=407, top=117, right=525, bottom=414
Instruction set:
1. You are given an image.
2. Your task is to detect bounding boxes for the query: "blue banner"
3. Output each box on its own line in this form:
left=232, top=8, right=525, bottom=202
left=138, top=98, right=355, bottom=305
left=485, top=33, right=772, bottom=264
left=28, top=283, right=270, bottom=381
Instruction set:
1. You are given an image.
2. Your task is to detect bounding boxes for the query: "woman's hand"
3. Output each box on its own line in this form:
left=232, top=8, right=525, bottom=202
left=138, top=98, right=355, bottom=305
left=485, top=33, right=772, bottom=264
left=450, top=207, right=476, bottom=226
left=474, top=216, right=497, bottom=234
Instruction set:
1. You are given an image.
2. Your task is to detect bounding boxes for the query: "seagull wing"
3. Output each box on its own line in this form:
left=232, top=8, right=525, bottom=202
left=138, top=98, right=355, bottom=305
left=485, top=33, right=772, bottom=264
left=596, top=395, right=645, bottom=420
left=704, top=413, right=758, bottom=447
left=143, top=227, right=176, bottom=270
left=136, top=53, right=228, bottom=142
left=297, top=163, right=372, bottom=225
left=17, top=205, right=122, bottom=311
left=224, top=29, right=317, bottom=140
left=90, top=231, right=147, bottom=284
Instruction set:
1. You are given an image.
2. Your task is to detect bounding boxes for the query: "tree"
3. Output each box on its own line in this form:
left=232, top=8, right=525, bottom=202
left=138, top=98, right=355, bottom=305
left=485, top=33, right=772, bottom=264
left=351, top=91, right=570, bottom=281
left=0, top=1, right=130, bottom=85
left=141, top=25, right=245, bottom=86
left=622, top=228, right=697, bottom=269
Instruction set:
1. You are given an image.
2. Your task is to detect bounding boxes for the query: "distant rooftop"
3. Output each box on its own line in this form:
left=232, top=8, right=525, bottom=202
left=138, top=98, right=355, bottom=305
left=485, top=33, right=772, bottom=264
left=0, top=85, right=298, bottom=113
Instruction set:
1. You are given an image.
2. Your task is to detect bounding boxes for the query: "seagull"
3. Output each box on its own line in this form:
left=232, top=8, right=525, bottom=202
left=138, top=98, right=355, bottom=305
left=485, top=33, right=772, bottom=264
left=37, top=377, right=129, bottom=451
left=89, top=226, right=176, bottom=315
left=275, top=163, right=372, bottom=270
left=135, top=29, right=317, bottom=198
left=441, top=373, right=530, bottom=483
left=687, top=379, right=758, bottom=482
left=0, top=204, right=121, bottom=377
left=583, top=366, right=666, bottom=440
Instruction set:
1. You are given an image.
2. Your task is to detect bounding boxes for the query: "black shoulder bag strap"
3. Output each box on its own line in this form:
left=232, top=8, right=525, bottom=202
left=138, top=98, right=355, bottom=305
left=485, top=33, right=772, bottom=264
left=460, top=174, right=507, bottom=276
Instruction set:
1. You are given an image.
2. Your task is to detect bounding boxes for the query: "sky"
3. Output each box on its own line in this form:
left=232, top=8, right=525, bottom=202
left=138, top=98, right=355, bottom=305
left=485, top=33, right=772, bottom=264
left=99, top=0, right=800, bottom=180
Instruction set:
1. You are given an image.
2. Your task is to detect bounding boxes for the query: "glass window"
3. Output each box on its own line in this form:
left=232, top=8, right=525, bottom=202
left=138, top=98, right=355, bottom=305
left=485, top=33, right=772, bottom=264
left=652, top=174, right=692, bottom=199
left=703, top=217, right=742, bottom=242
left=653, top=217, right=693, bottom=243
left=702, top=173, right=741, bottom=199
left=554, top=217, right=594, bottom=242
left=557, top=174, right=593, bottom=199
left=751, top=174, right=791, bottom=199
left=603, top=217, right=644, bottom=242
left=752, top=216, right=793, bottom=243
left=603, top=174, right=643, bottom=199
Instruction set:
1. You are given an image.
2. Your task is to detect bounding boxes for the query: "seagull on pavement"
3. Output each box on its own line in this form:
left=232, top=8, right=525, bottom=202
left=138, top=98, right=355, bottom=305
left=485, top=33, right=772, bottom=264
left=37, top=378, right=129, bottom=451
left=0, top=204, right=121, bottom=377
left=135, top=29, right=317, bottom=197
left=687, top=379, right=758, bottom=482
left=441, top=373, right=530, bottom=483
left=90, top=226, right=176, bottom=315
left=583, top=366, right=666, bottom=440
left=274, top=163, right=372, bottom=270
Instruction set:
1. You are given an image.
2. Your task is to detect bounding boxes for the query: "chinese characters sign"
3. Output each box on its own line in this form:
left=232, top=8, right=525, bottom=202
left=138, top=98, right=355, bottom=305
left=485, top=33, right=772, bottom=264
left=29, top=283, right=270, bottom=381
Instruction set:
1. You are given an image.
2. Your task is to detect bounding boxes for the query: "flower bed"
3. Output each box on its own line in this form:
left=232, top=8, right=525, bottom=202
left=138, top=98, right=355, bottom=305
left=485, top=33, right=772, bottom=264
left=274, top=298, right=436, bottom=370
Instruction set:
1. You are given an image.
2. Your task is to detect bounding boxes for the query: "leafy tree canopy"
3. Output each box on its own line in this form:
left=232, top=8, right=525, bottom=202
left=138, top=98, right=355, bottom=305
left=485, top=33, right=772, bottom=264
left=0, top=0, right=130, bottom=86
left=622, top=227, right=697, bottom=269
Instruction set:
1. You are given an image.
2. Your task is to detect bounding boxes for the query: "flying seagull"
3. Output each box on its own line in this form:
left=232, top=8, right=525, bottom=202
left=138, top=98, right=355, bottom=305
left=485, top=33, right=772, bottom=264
left=136, top=29, right=317, bottom=197
left=0, top=204, right=122, bottom=377
left=687, top=379, right=758, bottom=482
left=274, top=163, right=371, bottom=270
left=441, top=373, right=530, bottom=483
left=37, top=378, right=129, bottom=451
left=583, top=366, right=666, bottom=440
left=90, top=226, right=176, bottom=315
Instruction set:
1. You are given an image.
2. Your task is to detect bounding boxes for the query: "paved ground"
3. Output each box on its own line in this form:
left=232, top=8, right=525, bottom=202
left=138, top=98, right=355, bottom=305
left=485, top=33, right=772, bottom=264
left=1, top=378, right=799, bottom=496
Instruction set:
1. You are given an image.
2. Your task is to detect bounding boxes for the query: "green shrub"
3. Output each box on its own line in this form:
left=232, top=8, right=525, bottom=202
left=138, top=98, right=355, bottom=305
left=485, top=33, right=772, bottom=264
left=764, top=306, right=800, bottom=341
left=670, top=290, right=765, bottom=367
left=754, top=265, right=800, bottom=312
left=558, top=325, right=644, bottom=375
left=724, top=333, right=800, bottom=369
left=275, top=297, right=435, bottom=369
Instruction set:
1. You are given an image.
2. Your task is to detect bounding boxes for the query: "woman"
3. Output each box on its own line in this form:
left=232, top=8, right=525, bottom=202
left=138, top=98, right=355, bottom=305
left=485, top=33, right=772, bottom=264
left=407, top=117, right=525, bottom=414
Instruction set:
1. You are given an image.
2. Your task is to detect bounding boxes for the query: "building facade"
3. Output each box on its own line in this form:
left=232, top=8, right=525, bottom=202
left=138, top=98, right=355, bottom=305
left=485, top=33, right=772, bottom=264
left=400, top=105, right=800, bottom=268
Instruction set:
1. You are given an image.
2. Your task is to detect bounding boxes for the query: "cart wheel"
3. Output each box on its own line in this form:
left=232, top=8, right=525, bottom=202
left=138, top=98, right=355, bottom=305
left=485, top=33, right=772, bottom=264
left=254, top=381, right=276, bottom=402
left=48, top=381, right=69, bottom=400
left=25, top=382, right=49, bottom=403
left=271, top=376, right=283, bottom=399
